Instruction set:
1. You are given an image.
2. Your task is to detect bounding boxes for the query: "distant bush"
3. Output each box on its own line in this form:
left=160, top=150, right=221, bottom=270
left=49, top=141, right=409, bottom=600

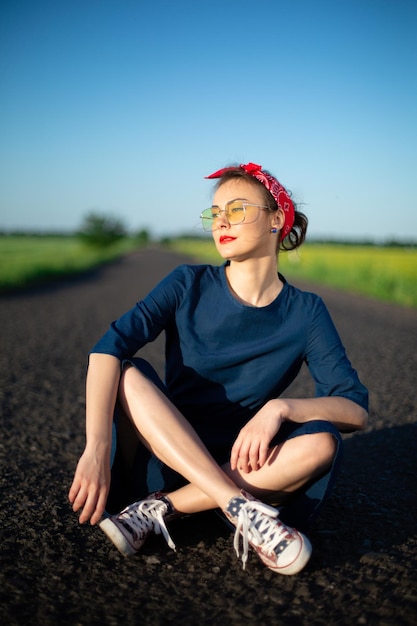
left=77, top=212, right=127, bottom=248
left=134, top=229, right=150, bottom=246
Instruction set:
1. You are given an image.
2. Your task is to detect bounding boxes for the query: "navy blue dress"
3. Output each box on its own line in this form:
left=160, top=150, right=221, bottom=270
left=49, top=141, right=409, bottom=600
left=92, top=263, right=368, bottom=529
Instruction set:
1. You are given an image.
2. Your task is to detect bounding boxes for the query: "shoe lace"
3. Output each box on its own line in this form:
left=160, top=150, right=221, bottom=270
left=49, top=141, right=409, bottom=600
left=131, top=500, right=176, bottom=551
left=232, top=500, right=292, bottom=569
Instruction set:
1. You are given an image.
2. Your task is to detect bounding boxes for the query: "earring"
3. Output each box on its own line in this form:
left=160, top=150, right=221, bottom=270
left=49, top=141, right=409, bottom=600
left=270, top=227, right=277, bottom=234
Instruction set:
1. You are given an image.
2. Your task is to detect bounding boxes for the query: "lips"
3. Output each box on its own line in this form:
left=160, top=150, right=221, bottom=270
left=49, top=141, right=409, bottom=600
left=219, top=236, right=237, bottom=244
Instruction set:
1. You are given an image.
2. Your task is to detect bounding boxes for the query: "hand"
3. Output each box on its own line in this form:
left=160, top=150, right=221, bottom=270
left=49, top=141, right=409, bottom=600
left=68, top=445, right=111, bottom=525
left=230, top=401, right=284, bottom=473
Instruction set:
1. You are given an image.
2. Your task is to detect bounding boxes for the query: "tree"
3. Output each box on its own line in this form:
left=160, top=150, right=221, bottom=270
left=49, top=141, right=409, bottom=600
left=78, top=212, right=127, bottom=248
left=134, top=229, right=150, bottom=246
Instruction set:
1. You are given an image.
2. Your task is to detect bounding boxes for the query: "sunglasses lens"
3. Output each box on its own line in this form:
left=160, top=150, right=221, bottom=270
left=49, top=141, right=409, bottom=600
left=227, top=201, right=245, bottom=224
left=201, top=208, right=215, bottom=231
left=201, top=201, right=258, bottom=231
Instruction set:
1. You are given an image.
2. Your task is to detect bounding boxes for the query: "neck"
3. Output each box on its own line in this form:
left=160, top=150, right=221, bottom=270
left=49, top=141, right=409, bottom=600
left=225, top=256, right=283, bottom=307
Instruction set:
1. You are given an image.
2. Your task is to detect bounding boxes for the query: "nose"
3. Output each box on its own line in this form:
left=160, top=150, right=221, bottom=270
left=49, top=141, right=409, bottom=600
left=216, top=209, right=230, bottom=228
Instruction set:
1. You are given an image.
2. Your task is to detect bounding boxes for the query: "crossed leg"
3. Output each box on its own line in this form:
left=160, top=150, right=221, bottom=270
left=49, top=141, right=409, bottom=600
left=118, top=365, right=336, bottom=516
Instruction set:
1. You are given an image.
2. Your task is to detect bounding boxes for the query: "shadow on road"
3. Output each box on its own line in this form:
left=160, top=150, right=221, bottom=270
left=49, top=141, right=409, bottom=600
left=309, top=422, right=416, bottom=569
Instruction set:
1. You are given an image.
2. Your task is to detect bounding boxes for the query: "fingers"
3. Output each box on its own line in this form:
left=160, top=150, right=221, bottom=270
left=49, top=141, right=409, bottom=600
left=69, top=481, right=107, bottom=525
left=258, top=441, right=269, bottom=469
left=231, top=436, right=267, bottom=473
left=231, top=437, right=253, bottom=472
left=91, top=489, right=108, bottom=526
left=79, top=486, right=106, bottom=525
left=231, top=408, right=281, bottom=473
left=68, top=477, right=80, bottom=506
left=230, top=442, right=240, bottom=471
left=68, top=465, right=109, bottom=525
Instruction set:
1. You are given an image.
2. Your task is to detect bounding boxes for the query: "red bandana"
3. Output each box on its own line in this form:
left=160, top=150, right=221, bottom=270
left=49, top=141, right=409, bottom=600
left=205, top=162, right=295, bottom=240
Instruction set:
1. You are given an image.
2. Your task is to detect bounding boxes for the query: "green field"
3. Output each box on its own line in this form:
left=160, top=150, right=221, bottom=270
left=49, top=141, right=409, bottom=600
left=1, top=235, right=416, bottom=308
left=168, top=238, right=417, bottom=308
left=0, top=235, right=139, bottom=292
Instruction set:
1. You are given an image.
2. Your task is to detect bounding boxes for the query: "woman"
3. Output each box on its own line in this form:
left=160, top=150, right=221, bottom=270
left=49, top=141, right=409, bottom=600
left=69, top=162, right=368, bottom=575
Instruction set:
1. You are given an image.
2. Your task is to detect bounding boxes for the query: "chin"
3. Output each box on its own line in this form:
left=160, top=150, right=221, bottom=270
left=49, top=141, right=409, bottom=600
left=214, top=244, right=231, bottom=258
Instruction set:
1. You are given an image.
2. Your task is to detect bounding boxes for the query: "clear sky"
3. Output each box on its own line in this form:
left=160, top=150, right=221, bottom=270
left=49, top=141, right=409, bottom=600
left=1, top=0, right=416, bottom=241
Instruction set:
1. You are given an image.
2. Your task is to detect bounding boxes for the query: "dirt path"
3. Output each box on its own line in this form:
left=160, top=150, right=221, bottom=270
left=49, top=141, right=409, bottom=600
left=1, top=247, right=416, bottom=625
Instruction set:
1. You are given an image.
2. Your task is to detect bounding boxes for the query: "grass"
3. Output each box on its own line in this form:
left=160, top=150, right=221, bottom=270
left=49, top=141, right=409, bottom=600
left=0, top=235, right=140, bottom=292
left=2, top=235, right=416, bottom=308
left=167, top=238, right=417, bottom=308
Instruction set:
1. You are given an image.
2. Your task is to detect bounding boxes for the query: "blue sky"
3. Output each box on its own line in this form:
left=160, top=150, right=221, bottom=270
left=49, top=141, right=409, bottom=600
left=1, top=0, right=416, bottom=241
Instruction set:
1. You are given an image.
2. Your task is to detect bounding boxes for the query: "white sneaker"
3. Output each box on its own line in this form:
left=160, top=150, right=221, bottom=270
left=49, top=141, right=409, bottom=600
left=224, top=491, right=312, bottom=575
left=99, top=498, right=176, bottom=557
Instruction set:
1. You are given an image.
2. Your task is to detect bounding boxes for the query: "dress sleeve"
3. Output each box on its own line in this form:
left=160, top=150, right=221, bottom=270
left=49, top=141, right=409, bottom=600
left=90, top=266, right=185, bottom=359
left=305, top=297, right=368, bottom=411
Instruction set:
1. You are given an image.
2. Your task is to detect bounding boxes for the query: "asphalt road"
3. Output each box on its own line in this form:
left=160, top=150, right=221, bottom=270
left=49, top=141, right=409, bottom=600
left=1, top=247, right=416, bottom=625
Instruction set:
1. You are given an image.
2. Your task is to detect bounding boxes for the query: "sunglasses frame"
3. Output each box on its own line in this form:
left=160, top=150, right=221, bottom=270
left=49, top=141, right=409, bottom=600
left=200, top=201, right=270, bottom=232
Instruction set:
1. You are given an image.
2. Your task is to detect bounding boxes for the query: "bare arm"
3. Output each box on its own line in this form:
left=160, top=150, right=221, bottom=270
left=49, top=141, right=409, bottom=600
left=278, top=396, right=368, bottom=433
left=68, top=353, right=121, bottom=524
left=231, top=396, right=368, bottom=473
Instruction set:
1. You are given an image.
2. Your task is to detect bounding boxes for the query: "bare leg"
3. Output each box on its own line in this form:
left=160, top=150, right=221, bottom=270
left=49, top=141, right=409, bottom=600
left=168, top=432, right=336, bottom=514
left=118, top=365, right=241, bottom=510
left=105, top=366, right=327, bottom=573
left=119, top=365, right=336, bottom=515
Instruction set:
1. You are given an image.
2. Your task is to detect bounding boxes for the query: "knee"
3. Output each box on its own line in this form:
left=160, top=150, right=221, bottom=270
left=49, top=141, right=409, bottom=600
left=120, top=364, right=149, bottom=391
left=120, top=359, right=163, bottom=397
left=311, top=432, right=337, bottom=470
left=119, top=363, right=132, bottom=389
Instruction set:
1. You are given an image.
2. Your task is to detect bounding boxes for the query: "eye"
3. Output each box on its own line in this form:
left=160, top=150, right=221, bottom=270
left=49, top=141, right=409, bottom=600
left=228, top=201, right=245, bottom=215
left=201, top=208, right=218, bottom=220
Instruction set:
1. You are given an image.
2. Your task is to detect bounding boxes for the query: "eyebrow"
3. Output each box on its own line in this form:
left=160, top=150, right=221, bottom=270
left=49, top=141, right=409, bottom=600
left=210, top=197, right=250, bottom=207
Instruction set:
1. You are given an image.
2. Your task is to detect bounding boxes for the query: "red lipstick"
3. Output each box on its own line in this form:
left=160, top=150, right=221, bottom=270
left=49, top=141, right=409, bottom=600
left=219, top=236, right=236, bottom=244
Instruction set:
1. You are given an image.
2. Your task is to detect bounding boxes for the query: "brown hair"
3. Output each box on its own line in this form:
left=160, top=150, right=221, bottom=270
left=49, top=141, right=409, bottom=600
left=213, top=168, right=308, bottom=252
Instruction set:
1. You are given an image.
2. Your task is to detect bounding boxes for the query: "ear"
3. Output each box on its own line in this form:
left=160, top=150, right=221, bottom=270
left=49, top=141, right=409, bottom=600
left=271, top=208, right=285, bottom=230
